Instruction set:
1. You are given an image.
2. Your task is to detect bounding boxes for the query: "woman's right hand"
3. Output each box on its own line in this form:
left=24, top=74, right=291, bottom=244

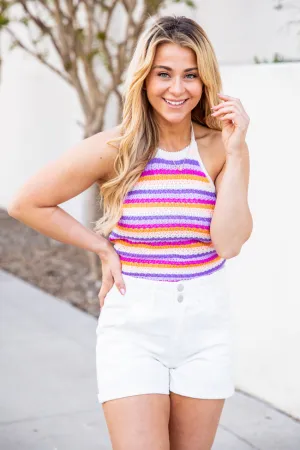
left=97, top=243, right=126, bottom=308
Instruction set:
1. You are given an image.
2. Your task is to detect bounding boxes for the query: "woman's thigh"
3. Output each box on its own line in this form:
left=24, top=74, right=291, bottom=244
left=102, top=393, right=171, bottom=450
left=169, top=393, right=225, bottom=450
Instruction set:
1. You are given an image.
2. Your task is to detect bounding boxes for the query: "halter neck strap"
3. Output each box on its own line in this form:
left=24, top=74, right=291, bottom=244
left=190, top=121, right=195, bottom=143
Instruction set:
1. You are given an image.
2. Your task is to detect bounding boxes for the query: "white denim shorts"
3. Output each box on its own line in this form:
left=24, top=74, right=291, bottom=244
left=95, top=267, right=235, bottom=404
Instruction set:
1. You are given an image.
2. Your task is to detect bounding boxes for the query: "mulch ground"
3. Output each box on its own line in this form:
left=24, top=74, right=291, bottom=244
left=0, top=208, right=101, bottom=318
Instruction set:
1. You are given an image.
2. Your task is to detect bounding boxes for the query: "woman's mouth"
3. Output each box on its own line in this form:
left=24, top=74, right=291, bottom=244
left=163, top=98, right=188, bottom=108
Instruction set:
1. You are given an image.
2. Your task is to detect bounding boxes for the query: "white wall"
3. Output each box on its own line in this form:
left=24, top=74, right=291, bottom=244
left=220, top=63, right=300, bottom=420
left=0, top=48, right=88, bottom=223
left=1, top=2, right=300, bottom=419
left=164, top=0, right=300, bottom=64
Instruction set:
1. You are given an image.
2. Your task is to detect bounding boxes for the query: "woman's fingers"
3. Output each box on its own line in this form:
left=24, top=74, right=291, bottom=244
left=218, top=113, right=236, bottom=121
left=98, top=276, right=114, bottom=308
left=112, top=271, right=126, bottom=295
left=211, top=94, right=245, bottom=115
left=98, top=246, right=126, bottom=308
left=211, top=100, right=235, bottom=110
left=217, top=93, right=242, bottom=104
left=98, top=273, right=126, bottom=308
left=210, top=97, right=249, bottom=128
left=211, top=105, right=239, bottom=116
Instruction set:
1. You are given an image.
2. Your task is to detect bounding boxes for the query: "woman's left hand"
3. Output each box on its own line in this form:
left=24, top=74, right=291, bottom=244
left=211, top=93, right=250, bottom=155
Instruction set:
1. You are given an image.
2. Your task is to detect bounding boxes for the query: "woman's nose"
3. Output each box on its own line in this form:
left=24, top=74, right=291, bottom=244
left=168, top=76, right=185, bottom=96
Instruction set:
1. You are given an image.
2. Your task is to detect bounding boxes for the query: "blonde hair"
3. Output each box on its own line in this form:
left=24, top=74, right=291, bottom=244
left=93, top=15, right=223, bottom=238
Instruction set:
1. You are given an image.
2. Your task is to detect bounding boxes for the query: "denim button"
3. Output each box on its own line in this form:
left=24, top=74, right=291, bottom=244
left=177, top=283, right=184, bottom=292
left=177, top=294, right=184, bottom=303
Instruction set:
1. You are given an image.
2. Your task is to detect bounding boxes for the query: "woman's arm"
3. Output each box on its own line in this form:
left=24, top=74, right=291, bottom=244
left=7, top=126, right=121, bottom=258
left=210, top=141, right=253, bottom=258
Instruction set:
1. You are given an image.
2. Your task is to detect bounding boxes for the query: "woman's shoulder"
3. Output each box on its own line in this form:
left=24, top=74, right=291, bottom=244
left=97, top=124, right=123, bottom=150
left=94, top=124, right=123, bottom=185
left=193, top=122, right=226, bottom=184
left=193, top=121, right=221, bottom=144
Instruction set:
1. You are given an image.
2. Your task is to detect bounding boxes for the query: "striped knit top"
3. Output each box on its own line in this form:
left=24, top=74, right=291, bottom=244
left=108, top=122, right=226, bottom=282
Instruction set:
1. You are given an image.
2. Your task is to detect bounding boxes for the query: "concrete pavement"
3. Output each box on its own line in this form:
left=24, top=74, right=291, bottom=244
left=1, top=269, right=299, bottom=449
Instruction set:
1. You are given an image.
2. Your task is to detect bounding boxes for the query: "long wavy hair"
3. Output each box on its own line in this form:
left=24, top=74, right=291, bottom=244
left=93, top=15, right=223, bottom=238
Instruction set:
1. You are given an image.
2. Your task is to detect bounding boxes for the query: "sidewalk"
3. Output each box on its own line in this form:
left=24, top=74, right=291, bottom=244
left=1, top=269, right=299, bottom=450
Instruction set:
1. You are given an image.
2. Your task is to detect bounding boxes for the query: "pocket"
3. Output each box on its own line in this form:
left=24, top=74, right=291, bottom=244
left=196, top=269, right=230, bottom=302
left=96, top=286, right=129, bottom=331
left=194, top=280, right=231, bottom=328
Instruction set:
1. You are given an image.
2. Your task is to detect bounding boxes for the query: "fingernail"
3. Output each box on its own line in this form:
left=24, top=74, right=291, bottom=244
left=120, top=288, right=126, bottom=295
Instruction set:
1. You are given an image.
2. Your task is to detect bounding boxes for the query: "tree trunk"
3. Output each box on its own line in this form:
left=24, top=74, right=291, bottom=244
left=84, top=95, right=122, bottom=280
left=86, top=182, right=103, bottom=280
left=84, top=114, right=105, bottom=280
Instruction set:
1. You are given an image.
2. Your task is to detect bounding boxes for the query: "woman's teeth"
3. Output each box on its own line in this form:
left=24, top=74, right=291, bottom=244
left=163, top=98, right=187, bottom=106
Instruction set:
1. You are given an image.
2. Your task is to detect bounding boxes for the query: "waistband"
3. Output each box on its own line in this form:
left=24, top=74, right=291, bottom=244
left=121, top=266, right=228, bottom=295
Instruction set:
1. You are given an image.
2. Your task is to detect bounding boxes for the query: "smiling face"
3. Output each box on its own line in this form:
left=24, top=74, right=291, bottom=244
left=144, top=42, right=203, bottom=123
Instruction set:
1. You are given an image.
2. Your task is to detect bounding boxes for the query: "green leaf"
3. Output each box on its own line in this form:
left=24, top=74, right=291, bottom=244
left=96, top=31, right=106, bottom=41
left=184, top=0, right=196, bottom=7
left=0, top=14, right=9, bottom=28
left=20, top=17, right=29, bottom=26
left=9, top=40, right=18, bottom=51
left=0, top=1, right=10, bottom=12
left=273, top=52, right=285, bottom=63
left=64, top=61, right=73, bottom=72
left=87, top=48, right=100, bottom=62
left=171, top=0, right=195, bottom=6
left=75, top=27, right=85, bottom=42
left=145, top=0, right=164, bottom=14
left=98, top=51, right=110, bottom=71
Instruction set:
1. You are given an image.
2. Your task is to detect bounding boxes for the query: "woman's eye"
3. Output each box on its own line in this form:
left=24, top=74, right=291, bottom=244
left=157, top=72, right=197, bottom=79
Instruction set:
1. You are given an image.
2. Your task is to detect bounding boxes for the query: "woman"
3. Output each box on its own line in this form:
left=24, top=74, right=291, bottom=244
left=8, top=15, right=252, bottom=450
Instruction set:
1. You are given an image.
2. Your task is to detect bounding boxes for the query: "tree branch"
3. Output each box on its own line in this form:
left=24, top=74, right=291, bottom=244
left=5, top=27, right=72, bottom=84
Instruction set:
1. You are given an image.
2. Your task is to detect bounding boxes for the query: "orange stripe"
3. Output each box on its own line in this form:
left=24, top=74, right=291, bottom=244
left=139, top=174, right=210, bottom=182
left=116, top=225, right=210, bottom=235
left=121, top=256, right=222, bottom=269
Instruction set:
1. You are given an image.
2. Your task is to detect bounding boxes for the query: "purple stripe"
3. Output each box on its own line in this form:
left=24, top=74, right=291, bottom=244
left=118, top=220, right=211, bottom=227
left=119, top=218, right=212, bottom=226
left=108, top=233, right=212, bottom=244
left=117, top=249, right=217, bottom=259
left=126, top=194, right=215, bottom=202
left=127, top=188, right=216, bottom=197
left=121, top=261, right=226, bottom=281
left=124, top=198, right=215, bottom=205
left=118, top=222, right=210, bottom=230
left=121, top=215, right=212, bottom=222
left=120, top=253, right=218, bottom=266
left=150, top=157, right=200, bottom=166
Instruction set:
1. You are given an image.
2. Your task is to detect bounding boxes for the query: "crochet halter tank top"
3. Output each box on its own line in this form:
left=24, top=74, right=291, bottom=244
left=108, top=122, right=226, bottom=282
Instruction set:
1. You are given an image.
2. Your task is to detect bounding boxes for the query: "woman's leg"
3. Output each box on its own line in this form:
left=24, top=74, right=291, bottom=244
left=169, top=393, right=225, bottom=450
left=102, top=393, right=171, bottom=450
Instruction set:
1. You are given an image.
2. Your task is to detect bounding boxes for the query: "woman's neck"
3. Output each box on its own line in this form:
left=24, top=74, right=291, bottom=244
left=157, top=119, right=192, bottom=152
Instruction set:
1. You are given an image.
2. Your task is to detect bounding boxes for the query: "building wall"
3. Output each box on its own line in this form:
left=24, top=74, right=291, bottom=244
left=164, top=0, right=300, bottom=64
left=220, top=62, right=300, bottom=420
